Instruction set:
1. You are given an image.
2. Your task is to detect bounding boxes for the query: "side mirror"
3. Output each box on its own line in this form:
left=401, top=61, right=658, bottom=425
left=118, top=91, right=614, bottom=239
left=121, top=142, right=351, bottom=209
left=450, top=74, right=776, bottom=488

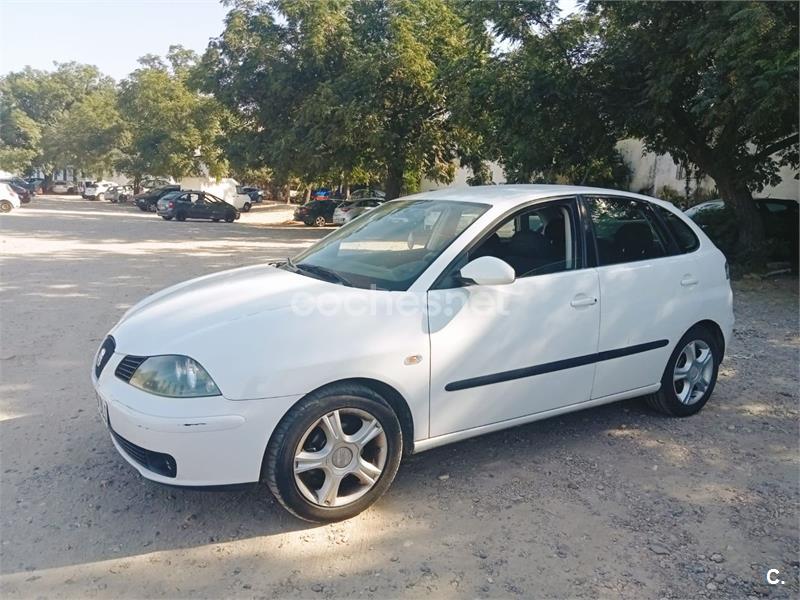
left=459, top=256, right=515, bottom=286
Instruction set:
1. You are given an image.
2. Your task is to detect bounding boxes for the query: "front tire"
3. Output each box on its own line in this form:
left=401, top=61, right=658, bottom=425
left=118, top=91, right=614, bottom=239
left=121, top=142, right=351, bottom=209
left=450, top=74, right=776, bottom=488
left=313, top=215, right=327, bottom=227
left=646, top=325, right=720, bottom=417
left=0, top=200, right=12, bottom=213
left=148, top=203, right=157, bottom=212
left=162, top=216, right=173, bottom=221
left=264, top=383, right=403, bottom=523
left=242, top=202, right=251, bottom=212
left=225, top=212, right=235, bottom=223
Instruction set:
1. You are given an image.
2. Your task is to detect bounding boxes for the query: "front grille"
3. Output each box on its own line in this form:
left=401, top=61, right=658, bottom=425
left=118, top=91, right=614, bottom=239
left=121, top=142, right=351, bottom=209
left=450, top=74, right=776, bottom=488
left=115, top=355, right=147, bottom=382
left=110, top=423, right=177, bottom=478
left=94, top=336, right=116, bottom=378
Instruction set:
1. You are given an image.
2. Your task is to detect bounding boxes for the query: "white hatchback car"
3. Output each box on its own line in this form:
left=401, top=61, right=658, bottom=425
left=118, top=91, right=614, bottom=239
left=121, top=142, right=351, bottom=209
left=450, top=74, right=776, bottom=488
left=0, top=183, right=21, bottom=213
left=92, top=185, right=733, bottom=521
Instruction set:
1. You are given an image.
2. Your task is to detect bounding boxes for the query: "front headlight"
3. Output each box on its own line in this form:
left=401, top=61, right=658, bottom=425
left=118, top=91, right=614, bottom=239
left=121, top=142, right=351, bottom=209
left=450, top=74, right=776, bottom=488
left=129, top=355, right=221, bottom=398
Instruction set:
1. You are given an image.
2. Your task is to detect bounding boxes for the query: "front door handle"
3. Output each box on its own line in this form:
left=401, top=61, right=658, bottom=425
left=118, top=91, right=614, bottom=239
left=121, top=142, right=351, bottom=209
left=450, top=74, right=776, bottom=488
left=570, top=295, right=598, bottom=308
left=681, top=275, right=699, bottom=287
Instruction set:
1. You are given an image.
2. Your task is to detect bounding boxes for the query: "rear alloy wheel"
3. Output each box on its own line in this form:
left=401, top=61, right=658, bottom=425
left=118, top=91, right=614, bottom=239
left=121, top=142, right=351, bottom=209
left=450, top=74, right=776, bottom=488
left=646, top=325, right=720, bottom=417
left=314, top=215, right=327, bottom=227
left=242, top=202, right=251, bottom=212
left=264, top=384, right=402, bottom=522
left=148, top=203, right=157, bottom=212
left=0, top=200, right=12, bottom=213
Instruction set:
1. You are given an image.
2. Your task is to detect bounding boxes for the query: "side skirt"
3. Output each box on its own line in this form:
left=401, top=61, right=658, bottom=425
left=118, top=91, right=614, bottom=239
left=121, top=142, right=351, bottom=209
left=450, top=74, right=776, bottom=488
left=412, top=383, right=661, bottom=454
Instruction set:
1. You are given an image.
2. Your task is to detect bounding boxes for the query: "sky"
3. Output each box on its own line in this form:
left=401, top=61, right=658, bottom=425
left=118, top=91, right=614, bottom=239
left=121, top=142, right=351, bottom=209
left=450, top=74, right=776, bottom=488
left=0, top=0, right=581, bottom=81
left=0, top=0, right=230, bottom=80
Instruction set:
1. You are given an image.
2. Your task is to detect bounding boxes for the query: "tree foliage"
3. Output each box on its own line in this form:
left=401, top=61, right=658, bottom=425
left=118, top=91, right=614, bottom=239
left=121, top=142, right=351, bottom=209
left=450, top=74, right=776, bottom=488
left=117, top=46, right=229, bottom=183
left=589, top=0, right=799, bottom=261
left=199, top=0, right=479, bottom=198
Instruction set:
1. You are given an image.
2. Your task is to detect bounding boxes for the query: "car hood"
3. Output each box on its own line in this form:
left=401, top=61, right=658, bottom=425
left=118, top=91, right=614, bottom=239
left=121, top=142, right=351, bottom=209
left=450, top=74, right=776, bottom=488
left=110, top=264, right=329, bottom=355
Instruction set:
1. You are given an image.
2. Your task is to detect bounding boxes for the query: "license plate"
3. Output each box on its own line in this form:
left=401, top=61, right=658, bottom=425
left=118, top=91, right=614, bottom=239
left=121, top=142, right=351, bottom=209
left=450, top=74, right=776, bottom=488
left=97, top=394, right=108, bottom=426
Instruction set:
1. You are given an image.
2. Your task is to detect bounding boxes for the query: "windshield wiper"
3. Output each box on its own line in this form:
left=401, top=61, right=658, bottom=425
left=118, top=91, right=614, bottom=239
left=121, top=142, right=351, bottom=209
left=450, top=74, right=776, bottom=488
left=294, top=263, right=354, bottom=287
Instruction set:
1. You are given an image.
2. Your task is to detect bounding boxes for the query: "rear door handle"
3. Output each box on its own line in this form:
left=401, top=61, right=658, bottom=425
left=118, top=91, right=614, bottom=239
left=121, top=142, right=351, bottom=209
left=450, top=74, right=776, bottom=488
left=570, top=295, right=598, bottom=308
left=680, top=275, right=699, bottom=287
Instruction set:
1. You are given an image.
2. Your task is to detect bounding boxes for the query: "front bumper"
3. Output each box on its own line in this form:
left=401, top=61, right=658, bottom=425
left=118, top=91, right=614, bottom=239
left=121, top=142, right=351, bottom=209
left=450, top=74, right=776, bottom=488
left=93, top=352, right=302, bottom=487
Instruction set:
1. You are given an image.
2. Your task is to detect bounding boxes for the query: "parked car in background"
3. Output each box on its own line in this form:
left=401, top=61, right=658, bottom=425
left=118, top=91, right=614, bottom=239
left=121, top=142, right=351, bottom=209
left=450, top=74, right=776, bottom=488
left=107, top=185, right=134, bottom=203
left=311, top=188, right=332, bottom=201
left=50, top=181, right=69, bottom=194
left=139, top=178, right=172, bottom=193
left=156, top=191, right=240, bottom=223
left=84, top=180, right=117, bottom=201
left=92, top=185, right=734, bottom=522
left=333, top=197, right=387, bottom=225
left=0, top=179, right=32, bottom=204
left=135, top=185, right=181, bottom=212
left=237, top=186, right=263, bottom=204
left=294, top=199, right=339, bottom=226
left=685, top=197, right=799, bottom=271
left=0, top=183, right=21, bottom=213
left=350, top=188, right=385, bottom=201
left=25, top=178, right=44, bottom=194
left=230, top=191, right=255, bottom=212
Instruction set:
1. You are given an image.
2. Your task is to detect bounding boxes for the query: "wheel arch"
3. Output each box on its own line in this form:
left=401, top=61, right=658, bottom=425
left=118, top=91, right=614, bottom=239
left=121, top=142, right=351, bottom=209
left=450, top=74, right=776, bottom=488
left=688, top=319, right=726, bottom=360
left=265, top=377, right=415, bottom=461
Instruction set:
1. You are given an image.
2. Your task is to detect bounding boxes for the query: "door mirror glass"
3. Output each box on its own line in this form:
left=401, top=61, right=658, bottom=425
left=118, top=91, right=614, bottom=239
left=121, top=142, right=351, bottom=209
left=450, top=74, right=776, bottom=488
left=459, top=256, right=516, bottom=286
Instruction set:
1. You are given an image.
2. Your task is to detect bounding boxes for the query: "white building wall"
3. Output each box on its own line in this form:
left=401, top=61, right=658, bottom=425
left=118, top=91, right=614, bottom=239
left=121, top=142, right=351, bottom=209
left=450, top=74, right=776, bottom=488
left=421, top=140, right=798, bottom=201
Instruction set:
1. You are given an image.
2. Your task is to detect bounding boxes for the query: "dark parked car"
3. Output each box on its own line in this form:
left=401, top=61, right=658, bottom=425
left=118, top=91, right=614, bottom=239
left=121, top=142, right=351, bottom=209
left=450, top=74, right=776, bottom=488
left=135, top=185, right=181, bottom=212
left=156, top=190, right=240, bottom=223
left=685, top=197, right=799, bottom=271
left=237, top=186, right=263, bottom=203
left=0, top=179, right=32, bottom=204
left=293, top=199, right=341, bottom=226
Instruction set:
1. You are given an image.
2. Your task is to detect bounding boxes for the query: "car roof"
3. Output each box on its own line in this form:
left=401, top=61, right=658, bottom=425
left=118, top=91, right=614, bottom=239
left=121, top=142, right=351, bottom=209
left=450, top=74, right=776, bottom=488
left=401, top=184, right=670, bottom=209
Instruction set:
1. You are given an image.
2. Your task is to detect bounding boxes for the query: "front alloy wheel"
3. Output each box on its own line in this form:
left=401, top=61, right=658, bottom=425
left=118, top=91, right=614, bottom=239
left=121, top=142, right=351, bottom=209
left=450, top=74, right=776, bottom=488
left=294, top=408, right=387, bottom=507
left=314, top=215, right=327, bottom=227
left=264, top=384, right=402, bottom=522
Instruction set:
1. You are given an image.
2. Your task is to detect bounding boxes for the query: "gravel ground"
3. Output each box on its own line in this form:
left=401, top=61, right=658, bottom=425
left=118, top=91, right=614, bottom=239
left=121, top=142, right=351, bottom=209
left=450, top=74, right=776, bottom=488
left=1, top=197, right=798, bottom=599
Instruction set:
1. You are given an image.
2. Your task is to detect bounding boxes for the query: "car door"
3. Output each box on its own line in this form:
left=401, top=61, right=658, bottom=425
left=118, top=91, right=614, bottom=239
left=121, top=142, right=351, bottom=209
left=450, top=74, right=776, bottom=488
left=427, top=197, right=601, bottom=438
left=188, top=193, right=209, bottom=219
left=583, top=195, right=699, bottom=398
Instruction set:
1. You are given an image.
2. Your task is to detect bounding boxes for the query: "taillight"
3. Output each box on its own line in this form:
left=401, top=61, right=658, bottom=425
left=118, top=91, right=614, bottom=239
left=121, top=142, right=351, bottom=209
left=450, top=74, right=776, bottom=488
left=168, top=201, right=174, bottom=208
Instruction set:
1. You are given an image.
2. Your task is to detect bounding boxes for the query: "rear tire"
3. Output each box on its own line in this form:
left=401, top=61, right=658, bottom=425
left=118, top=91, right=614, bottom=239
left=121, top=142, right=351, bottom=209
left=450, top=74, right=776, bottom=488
left=225, top=212, right=235, bottom=223
left=0, top=200, right=12, bottom=213
left=212, top=218, right=220, bottom=222
left=162, top=216, right=173, bottom=221
left=264, top=383, right=403, bottom=523
left=148, top=203, right=157, bottom=212
left=243, top=202, right=251, bottom=212
left=176, top=211, right=186, bottom=222
left=645, top=325, right=720, bottom=417
left=314, top=215, right=327, bottom=227
left=96, top=193, right=105, bottom=202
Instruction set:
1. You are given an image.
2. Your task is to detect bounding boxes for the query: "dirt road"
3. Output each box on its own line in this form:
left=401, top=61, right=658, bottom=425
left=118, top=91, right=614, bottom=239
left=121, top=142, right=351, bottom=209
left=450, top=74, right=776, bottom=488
left=1, top=197, right=797, bottom=598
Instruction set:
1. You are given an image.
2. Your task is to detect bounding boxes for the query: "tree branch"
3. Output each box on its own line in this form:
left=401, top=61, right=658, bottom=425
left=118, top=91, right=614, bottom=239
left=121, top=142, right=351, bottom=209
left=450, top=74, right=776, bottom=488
left=754, top=133, right=799, bottom=161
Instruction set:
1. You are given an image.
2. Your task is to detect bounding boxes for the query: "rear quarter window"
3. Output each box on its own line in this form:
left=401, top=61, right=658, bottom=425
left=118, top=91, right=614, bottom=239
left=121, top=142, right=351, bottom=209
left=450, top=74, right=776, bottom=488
left=655, top=206, right=700, bottom=253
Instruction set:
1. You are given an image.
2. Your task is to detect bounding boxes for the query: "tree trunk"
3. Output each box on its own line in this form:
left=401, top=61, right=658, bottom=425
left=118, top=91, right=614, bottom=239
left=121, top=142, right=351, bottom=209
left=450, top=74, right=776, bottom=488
left=715, top=177, right=767, bottom=268
left=385, top=163, right=404, bottom=200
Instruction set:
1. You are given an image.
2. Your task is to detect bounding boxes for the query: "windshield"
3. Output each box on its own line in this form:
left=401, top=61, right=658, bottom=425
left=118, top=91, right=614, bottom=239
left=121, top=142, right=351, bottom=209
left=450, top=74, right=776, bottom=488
left=288, top=199, right=488, bottom=291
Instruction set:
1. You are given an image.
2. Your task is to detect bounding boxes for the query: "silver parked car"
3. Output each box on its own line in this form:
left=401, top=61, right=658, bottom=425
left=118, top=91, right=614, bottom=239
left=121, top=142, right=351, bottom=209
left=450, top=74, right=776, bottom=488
left=332, top=197, right=387, bottom=225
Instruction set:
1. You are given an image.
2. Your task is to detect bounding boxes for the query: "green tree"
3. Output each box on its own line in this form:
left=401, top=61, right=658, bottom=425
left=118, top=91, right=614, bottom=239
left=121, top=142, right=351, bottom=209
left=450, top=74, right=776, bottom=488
left=591, top=0, right=799, bottom=264
left=0, top=62, right=114, bottom=176
left=200, top=0, right=480, bottom=198
left=118, top=46, right=228, bottom=186
left=457, top=1, right=629, bottom=187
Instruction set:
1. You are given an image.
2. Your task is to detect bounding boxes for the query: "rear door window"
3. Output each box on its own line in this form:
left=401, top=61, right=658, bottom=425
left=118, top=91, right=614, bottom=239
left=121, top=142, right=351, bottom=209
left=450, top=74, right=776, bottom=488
left=654, top=206, right=700, bottom=253
left=585, top=196, right=668, bottom=266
